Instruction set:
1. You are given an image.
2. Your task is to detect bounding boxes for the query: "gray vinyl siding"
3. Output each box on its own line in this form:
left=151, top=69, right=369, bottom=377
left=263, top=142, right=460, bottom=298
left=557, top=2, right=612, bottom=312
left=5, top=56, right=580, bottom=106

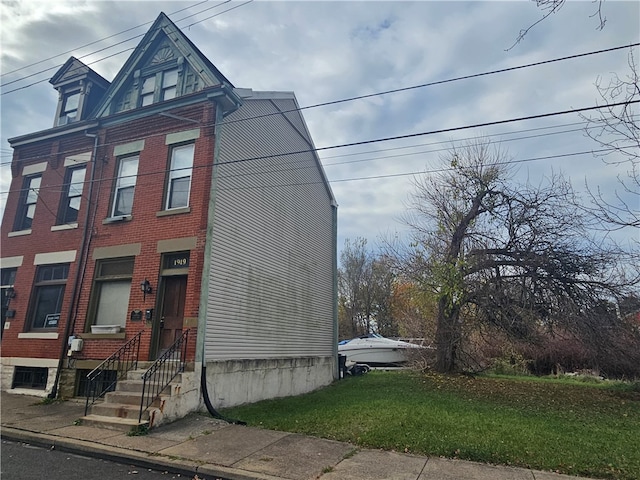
left=205, top=96, right=336, bottom=360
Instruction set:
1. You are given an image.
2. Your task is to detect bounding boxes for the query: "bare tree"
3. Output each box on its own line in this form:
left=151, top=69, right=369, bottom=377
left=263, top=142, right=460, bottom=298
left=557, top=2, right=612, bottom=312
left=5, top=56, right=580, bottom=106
left=338, top=239, right=400, bottom=339
left=338, top=238, right=370, bottom=338
left=583, top=50, right=639, bottom=230
left=510, top=0, right=606, bottom=49
left=403, top=139, right=637, bottom=373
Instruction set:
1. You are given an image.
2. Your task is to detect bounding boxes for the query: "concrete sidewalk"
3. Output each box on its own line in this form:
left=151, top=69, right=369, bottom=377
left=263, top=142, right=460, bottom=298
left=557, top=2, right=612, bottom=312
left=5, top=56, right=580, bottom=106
left=1, top=391, right=594, bottom=480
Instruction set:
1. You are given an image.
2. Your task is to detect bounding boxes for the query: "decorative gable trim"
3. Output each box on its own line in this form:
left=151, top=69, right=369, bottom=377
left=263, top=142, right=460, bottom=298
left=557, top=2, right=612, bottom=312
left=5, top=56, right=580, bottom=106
left=91, top=12, right=238, bottom=119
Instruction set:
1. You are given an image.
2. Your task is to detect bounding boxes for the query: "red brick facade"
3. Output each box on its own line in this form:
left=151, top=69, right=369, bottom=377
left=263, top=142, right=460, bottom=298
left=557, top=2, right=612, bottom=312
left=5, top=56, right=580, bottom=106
left=1, top=100, right=217, bottom=394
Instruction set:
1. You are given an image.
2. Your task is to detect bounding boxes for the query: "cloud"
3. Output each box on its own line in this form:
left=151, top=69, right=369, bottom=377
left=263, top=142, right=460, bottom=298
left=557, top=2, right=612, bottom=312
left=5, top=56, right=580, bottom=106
left=1, top=1, right=638, bottom=253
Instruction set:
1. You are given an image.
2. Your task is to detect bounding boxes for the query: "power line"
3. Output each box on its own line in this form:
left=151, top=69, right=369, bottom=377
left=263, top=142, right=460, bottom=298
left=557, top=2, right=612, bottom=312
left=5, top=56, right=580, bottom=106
left=0, top=119, right=594, bottom=169
left=216, top=149, right=619, bottom=191
left=1, top=40, right=636, bottom=159
left=0, top=1, right=254, bottom=94
left=1, top=100, right=640, bottom=171
left=0, top=99, right=634, bottom=197
left=215, top=43, right=640, bottom=128
left=216, top=101, right=640, bottom=167
left=0, top=117, right=595, bottom=165
left=0, top=145, right=619, bottom=204
left=0, top=1, right=212, bottom=78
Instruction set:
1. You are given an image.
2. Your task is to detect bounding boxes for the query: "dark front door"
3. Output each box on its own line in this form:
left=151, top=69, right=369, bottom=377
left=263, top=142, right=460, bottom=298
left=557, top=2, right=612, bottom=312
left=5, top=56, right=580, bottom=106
left=156, top=275, right=187, bottom=356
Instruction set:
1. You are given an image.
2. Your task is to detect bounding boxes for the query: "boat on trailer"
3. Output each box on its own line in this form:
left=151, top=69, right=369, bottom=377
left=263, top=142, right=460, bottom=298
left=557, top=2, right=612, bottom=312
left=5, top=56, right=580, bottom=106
left=338, top=333, right=423, bottom=367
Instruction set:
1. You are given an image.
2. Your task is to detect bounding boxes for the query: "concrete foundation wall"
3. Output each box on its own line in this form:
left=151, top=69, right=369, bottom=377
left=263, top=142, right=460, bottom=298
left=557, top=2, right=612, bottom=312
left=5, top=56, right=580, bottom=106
left=147, top=369, right=201, bottom=428
left=203, top=356, right=335, bottom=408
left=1, top=358, right=58, bottom=397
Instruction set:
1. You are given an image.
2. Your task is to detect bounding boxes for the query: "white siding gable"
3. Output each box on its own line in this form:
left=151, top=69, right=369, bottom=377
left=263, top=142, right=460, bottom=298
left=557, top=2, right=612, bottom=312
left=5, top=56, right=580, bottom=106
left=205, top=95, right=336, bottom=360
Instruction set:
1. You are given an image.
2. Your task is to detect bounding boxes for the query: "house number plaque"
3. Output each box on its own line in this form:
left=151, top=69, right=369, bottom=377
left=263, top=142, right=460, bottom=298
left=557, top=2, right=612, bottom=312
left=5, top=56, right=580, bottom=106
left=166, top=253, right=189, bottom=269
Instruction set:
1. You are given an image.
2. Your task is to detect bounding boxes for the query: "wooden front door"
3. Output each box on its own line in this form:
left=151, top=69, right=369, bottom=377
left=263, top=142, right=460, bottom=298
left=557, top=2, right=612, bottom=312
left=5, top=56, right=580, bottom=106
left=156, top=275, right=187, bottom=356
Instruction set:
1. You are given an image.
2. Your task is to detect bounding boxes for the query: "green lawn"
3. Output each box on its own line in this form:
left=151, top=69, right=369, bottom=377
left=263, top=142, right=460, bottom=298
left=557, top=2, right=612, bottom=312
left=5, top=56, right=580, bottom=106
left=221, top=371, right=640, bottom=480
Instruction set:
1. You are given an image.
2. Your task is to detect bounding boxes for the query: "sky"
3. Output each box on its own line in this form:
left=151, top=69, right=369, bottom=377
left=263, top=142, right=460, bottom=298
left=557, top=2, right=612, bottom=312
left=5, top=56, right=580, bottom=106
left=1, top=0, right=639, bottom=258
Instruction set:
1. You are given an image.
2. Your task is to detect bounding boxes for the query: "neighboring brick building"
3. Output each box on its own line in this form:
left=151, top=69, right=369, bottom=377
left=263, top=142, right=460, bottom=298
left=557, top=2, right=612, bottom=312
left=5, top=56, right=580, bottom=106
left=1, top=13, right=337, bottom=420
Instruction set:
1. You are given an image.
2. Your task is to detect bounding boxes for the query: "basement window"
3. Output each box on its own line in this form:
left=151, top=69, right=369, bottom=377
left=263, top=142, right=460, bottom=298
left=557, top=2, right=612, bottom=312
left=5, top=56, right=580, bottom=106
left=12, top=366, right=48, bottom=390
left=75, top=369, right=117, bottom=397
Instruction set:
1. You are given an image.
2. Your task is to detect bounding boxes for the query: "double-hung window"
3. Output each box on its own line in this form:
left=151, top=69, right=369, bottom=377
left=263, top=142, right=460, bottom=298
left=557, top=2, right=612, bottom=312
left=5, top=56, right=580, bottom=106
left=58, top=166, right=86, bottom=224
left=89, top=258, right=134, bottom=329
left=140, top=76, right=156, bottom=107
left=166, top=144, right=194, bottom=210
left=58, top=91, right=80, bottom=125
left=29, top=264, right=69, bottom=330
left=15, top=175, right=41, bottom=231
left=161, top=69, right=178, bottom=101
left=111, top=156, right=139, bottom=217
left=139, top=68, right=179, bottom=107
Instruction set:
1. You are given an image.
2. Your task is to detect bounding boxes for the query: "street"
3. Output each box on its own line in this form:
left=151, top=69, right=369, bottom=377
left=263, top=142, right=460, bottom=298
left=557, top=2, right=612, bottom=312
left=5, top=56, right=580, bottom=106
left=1, top=440, right=217, bottom=480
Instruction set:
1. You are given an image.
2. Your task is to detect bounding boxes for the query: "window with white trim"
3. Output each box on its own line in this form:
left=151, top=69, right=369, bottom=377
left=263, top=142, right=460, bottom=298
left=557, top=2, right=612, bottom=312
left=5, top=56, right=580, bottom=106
left=111, top=156, right=139, bottom=217
left=14, top=175, right=41, bottom=231
left=88, top=258, right=134, bottom=329
left=139, top=68, right=179, bottom=107
left=57, top=91, right=80, bottom=126
left=165, top=144, right=194, bottom=210
left=28, top=264, right=69, bottom=330
left=58, top=166, right=86, bottom=224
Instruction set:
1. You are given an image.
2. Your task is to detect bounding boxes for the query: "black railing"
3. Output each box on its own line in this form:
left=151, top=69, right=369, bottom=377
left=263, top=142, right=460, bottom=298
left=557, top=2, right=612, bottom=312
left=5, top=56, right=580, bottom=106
left=84, top=330, right=143, bottom=416
left=138, top=329, right=189, bottom=422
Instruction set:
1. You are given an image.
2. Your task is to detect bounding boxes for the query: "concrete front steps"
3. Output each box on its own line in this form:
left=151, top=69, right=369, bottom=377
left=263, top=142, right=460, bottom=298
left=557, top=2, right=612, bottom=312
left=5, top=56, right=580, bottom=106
left=81, top=364, right=199, bottom=432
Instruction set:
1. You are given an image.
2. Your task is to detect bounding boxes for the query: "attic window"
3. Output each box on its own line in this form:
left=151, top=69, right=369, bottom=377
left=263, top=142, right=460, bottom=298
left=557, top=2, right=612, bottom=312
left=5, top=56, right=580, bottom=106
left=138, top=68, right=179, bottom=107
left=140, top=76, right=156, bottom=107
left=58, top=91, right=80, bottom=126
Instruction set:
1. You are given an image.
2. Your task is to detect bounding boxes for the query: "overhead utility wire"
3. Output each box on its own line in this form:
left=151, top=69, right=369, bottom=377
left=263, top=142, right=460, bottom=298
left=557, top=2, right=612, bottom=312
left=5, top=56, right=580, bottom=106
left=0, top=118, right=602, bottom=168
left=0, top=0, right=251, bottom=93
left=321, top=120, right=591, bottom=161
left=1, top=101, right=633, bottom=197
left=0, top=0, right=211, bottom=78
left=216, top=43, right=640, bottom=128
left=0, top=1, right=230, bottom=88
left=1, top=146, right=620, bottom=202
left=216, top=100, right=640, bottom=167
left=217, top=149, right=619, bottom=191
left=2, top=100, right=635, bottom=168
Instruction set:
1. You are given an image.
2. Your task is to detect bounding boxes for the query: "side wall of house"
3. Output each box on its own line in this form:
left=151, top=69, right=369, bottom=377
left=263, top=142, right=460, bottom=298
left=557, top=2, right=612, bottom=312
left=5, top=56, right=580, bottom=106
left=204, top=97, right=336, bottom=405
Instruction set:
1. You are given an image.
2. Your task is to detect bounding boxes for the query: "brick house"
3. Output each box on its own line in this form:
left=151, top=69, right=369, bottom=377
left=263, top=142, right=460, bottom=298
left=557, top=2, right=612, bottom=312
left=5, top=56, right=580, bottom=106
left=1, top=12, right=337, bottom=425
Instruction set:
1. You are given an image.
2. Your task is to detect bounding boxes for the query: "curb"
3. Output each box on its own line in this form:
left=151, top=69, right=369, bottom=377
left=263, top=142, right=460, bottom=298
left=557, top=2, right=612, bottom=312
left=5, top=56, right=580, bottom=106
left=1, top=427, right=278, bottom=480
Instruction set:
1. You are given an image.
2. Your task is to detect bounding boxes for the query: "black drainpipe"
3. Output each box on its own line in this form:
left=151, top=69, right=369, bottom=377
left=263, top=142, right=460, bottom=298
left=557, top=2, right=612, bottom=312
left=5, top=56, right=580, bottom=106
left=200, top=364, right=245, bottom=425
left=197, top=99, right=244, bottom=425
left=49, top=132, right=99, bottom=399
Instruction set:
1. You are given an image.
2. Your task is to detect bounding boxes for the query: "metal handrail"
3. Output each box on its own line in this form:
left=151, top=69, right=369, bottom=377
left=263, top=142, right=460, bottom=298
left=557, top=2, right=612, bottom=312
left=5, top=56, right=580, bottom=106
left=84, top=330, right=143, bottom=416
left=138, top=329, right=189, bottom=422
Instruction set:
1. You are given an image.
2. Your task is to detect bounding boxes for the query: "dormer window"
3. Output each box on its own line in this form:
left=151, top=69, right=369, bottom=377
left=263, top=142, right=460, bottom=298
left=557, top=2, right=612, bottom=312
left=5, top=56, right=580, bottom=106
left=58, top=91, right=80, bottom=126
left=139, top=68, right=179, bottom=107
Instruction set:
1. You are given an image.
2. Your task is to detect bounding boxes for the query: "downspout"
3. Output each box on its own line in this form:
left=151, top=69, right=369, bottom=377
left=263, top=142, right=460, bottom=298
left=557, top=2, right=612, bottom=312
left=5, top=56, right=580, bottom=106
left=332, top=203, right=339, bottom=379
left=49, top=132, right=99, bottom=399
left=196, top=100, right=244, bottom=424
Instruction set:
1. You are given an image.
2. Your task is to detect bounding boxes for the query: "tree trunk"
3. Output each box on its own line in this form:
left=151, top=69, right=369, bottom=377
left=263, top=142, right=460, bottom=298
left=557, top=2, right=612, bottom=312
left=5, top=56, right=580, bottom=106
left=434, top=295, right=460, bottom=373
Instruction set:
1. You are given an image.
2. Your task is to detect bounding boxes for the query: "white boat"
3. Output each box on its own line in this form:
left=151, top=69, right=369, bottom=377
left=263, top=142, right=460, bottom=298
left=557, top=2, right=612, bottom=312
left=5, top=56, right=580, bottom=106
left=338, top=333, right=423, bottom=366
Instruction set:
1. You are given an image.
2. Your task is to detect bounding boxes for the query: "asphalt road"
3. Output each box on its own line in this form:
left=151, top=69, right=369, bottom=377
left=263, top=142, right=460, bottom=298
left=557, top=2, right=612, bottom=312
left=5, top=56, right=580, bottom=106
left=1, top=440, right=214, bottom=480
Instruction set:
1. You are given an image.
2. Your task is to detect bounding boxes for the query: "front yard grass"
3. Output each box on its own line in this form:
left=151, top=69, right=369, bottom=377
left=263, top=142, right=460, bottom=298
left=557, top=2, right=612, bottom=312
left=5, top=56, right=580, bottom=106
left=221, top=371, right=640, bottom=480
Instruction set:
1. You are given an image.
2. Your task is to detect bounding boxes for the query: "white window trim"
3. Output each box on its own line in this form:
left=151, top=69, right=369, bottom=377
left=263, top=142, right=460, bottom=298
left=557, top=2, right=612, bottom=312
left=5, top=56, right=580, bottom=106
left=22, top=162, right=47, bottom=176
left=64, top=152, right=91, bottom=167
left=1, top=256, right=24, bottom=268
left=165, top=144, right=194, bottom=211
left=34, top=250, right=77, bottom=265
left=8, top=229, right=31, bottom=237
left=51, top=223, right=78, bottom=232
left=110, top=155, right=139, bottom=218
left=18, top=332, right=59, bottom=340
